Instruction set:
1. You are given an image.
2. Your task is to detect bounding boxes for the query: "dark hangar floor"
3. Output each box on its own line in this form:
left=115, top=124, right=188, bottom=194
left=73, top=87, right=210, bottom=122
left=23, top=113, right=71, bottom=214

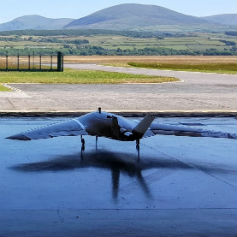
left=0, top=117, right=236, bottom=237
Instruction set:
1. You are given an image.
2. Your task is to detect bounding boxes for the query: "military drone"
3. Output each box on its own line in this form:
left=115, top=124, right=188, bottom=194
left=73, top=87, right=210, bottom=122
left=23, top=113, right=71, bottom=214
left=7, top=108, right=236, bottom=153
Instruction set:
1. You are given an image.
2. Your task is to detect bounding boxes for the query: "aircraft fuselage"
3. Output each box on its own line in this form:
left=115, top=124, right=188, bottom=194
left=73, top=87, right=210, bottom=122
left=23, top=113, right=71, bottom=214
left=79, top=111, right=138, bottom=141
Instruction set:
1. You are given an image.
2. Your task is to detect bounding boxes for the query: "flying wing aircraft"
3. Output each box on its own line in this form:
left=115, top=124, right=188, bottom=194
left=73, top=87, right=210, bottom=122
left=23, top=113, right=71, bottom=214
left=6, top=108, right=237, bottom=152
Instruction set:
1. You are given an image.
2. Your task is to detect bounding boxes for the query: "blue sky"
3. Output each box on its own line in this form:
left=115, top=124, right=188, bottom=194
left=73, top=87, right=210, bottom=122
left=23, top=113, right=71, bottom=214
left=0, top=0, right=236, bottom=23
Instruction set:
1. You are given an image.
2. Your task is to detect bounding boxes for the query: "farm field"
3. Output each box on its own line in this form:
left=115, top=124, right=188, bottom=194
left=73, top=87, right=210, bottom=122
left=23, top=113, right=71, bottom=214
left=87, top=34, right=236, bottom=51
left=0, top=30, right=236, bottom=56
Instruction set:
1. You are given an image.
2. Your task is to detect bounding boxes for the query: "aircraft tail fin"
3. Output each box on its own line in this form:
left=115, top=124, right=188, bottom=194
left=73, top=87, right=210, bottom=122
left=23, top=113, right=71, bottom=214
left=132, top=114, right=155, bottom=138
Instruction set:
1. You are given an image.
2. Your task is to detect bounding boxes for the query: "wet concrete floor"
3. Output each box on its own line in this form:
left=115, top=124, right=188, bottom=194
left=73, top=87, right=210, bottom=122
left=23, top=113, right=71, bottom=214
left=0, top=117, right=236, bottom=236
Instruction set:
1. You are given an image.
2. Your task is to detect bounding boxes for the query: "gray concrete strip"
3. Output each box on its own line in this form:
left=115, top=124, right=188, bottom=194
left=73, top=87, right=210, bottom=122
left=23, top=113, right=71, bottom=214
left=0, top=64, right=236, bottom=112
left=1, top=81, right=235, bottom=112
left=0, top=84, right=30, bottom=98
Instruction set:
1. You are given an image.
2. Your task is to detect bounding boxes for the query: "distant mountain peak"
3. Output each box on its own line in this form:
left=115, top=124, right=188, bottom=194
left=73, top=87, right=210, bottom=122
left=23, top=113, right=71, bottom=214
left=65, top=3, right=211, bottom=31
left=202, top=14, right=237, bottom=26
left=0, top=15, right=74, bottom=31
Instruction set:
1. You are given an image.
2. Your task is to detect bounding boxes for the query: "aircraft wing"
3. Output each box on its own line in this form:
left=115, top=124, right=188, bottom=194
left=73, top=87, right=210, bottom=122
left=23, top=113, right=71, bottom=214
left=150, top=123, right=237, bottom=139
left=6, top=118, right=88, bottom=140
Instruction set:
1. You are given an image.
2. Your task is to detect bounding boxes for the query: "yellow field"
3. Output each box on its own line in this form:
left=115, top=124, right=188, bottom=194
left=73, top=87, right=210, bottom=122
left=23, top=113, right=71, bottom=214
left=1, top=55, right=236, bottom=73
left=64, top=56, right=237, bottom=66
left=2, top=56, right=236, bottom=67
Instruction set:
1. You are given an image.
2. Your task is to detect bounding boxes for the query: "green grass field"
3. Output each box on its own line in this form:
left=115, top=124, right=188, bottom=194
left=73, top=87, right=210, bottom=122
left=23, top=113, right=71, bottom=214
left=128, top=62, right=237, bottom=74
left=0, top=84, right=11, bottom=91
left=0, top=69, right=178, bottom=84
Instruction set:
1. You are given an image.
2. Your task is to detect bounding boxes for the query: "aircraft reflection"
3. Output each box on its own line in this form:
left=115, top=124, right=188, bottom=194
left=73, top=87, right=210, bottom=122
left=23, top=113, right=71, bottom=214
left=11, top=150, right=235, bottom=200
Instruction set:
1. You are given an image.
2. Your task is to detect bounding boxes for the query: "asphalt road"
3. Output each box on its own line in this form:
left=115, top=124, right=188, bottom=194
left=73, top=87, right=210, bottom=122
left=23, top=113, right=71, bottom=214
left=0, top=117, right=236, bottom=236
left=0, top=64, right=236, bottom=112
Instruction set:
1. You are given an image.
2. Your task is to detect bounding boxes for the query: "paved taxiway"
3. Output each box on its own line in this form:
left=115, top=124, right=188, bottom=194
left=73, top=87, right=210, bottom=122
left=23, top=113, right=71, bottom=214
left=0, top=64, right=236, bottom=112
left=0, top=117, right=236, bottom=236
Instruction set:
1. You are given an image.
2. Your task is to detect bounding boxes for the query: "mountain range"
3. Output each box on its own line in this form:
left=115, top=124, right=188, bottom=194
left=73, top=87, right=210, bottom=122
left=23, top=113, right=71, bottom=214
left=0, top=4, right=236, bottom=32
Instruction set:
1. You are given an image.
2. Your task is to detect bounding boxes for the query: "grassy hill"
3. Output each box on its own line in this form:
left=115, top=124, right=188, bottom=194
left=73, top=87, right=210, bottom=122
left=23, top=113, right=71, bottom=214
left=0, top=4, right=235, bottom=32
left=65, top=3, right=231, bottom=32
left=0, top=15, right=74, bottom=31
left=202, top=14, right=237, bottom=26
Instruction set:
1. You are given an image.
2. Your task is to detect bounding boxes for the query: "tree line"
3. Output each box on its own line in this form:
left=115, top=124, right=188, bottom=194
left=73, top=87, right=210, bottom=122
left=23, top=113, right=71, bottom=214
left=0, top=45, right=236, bottom=56
left=0, top=29, right=195, bottom=39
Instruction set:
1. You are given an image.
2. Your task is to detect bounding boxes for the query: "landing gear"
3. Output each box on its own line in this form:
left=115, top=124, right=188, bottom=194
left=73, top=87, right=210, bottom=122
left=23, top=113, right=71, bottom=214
left=136, top=139, right=140, bottom=161
left=96, top=136, right=98, bottom=150
left=81, top=135, right=85, bottom=151
left=136, top=139, right=140, bottom=151
left=80, top=135, right=85, bottom=159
